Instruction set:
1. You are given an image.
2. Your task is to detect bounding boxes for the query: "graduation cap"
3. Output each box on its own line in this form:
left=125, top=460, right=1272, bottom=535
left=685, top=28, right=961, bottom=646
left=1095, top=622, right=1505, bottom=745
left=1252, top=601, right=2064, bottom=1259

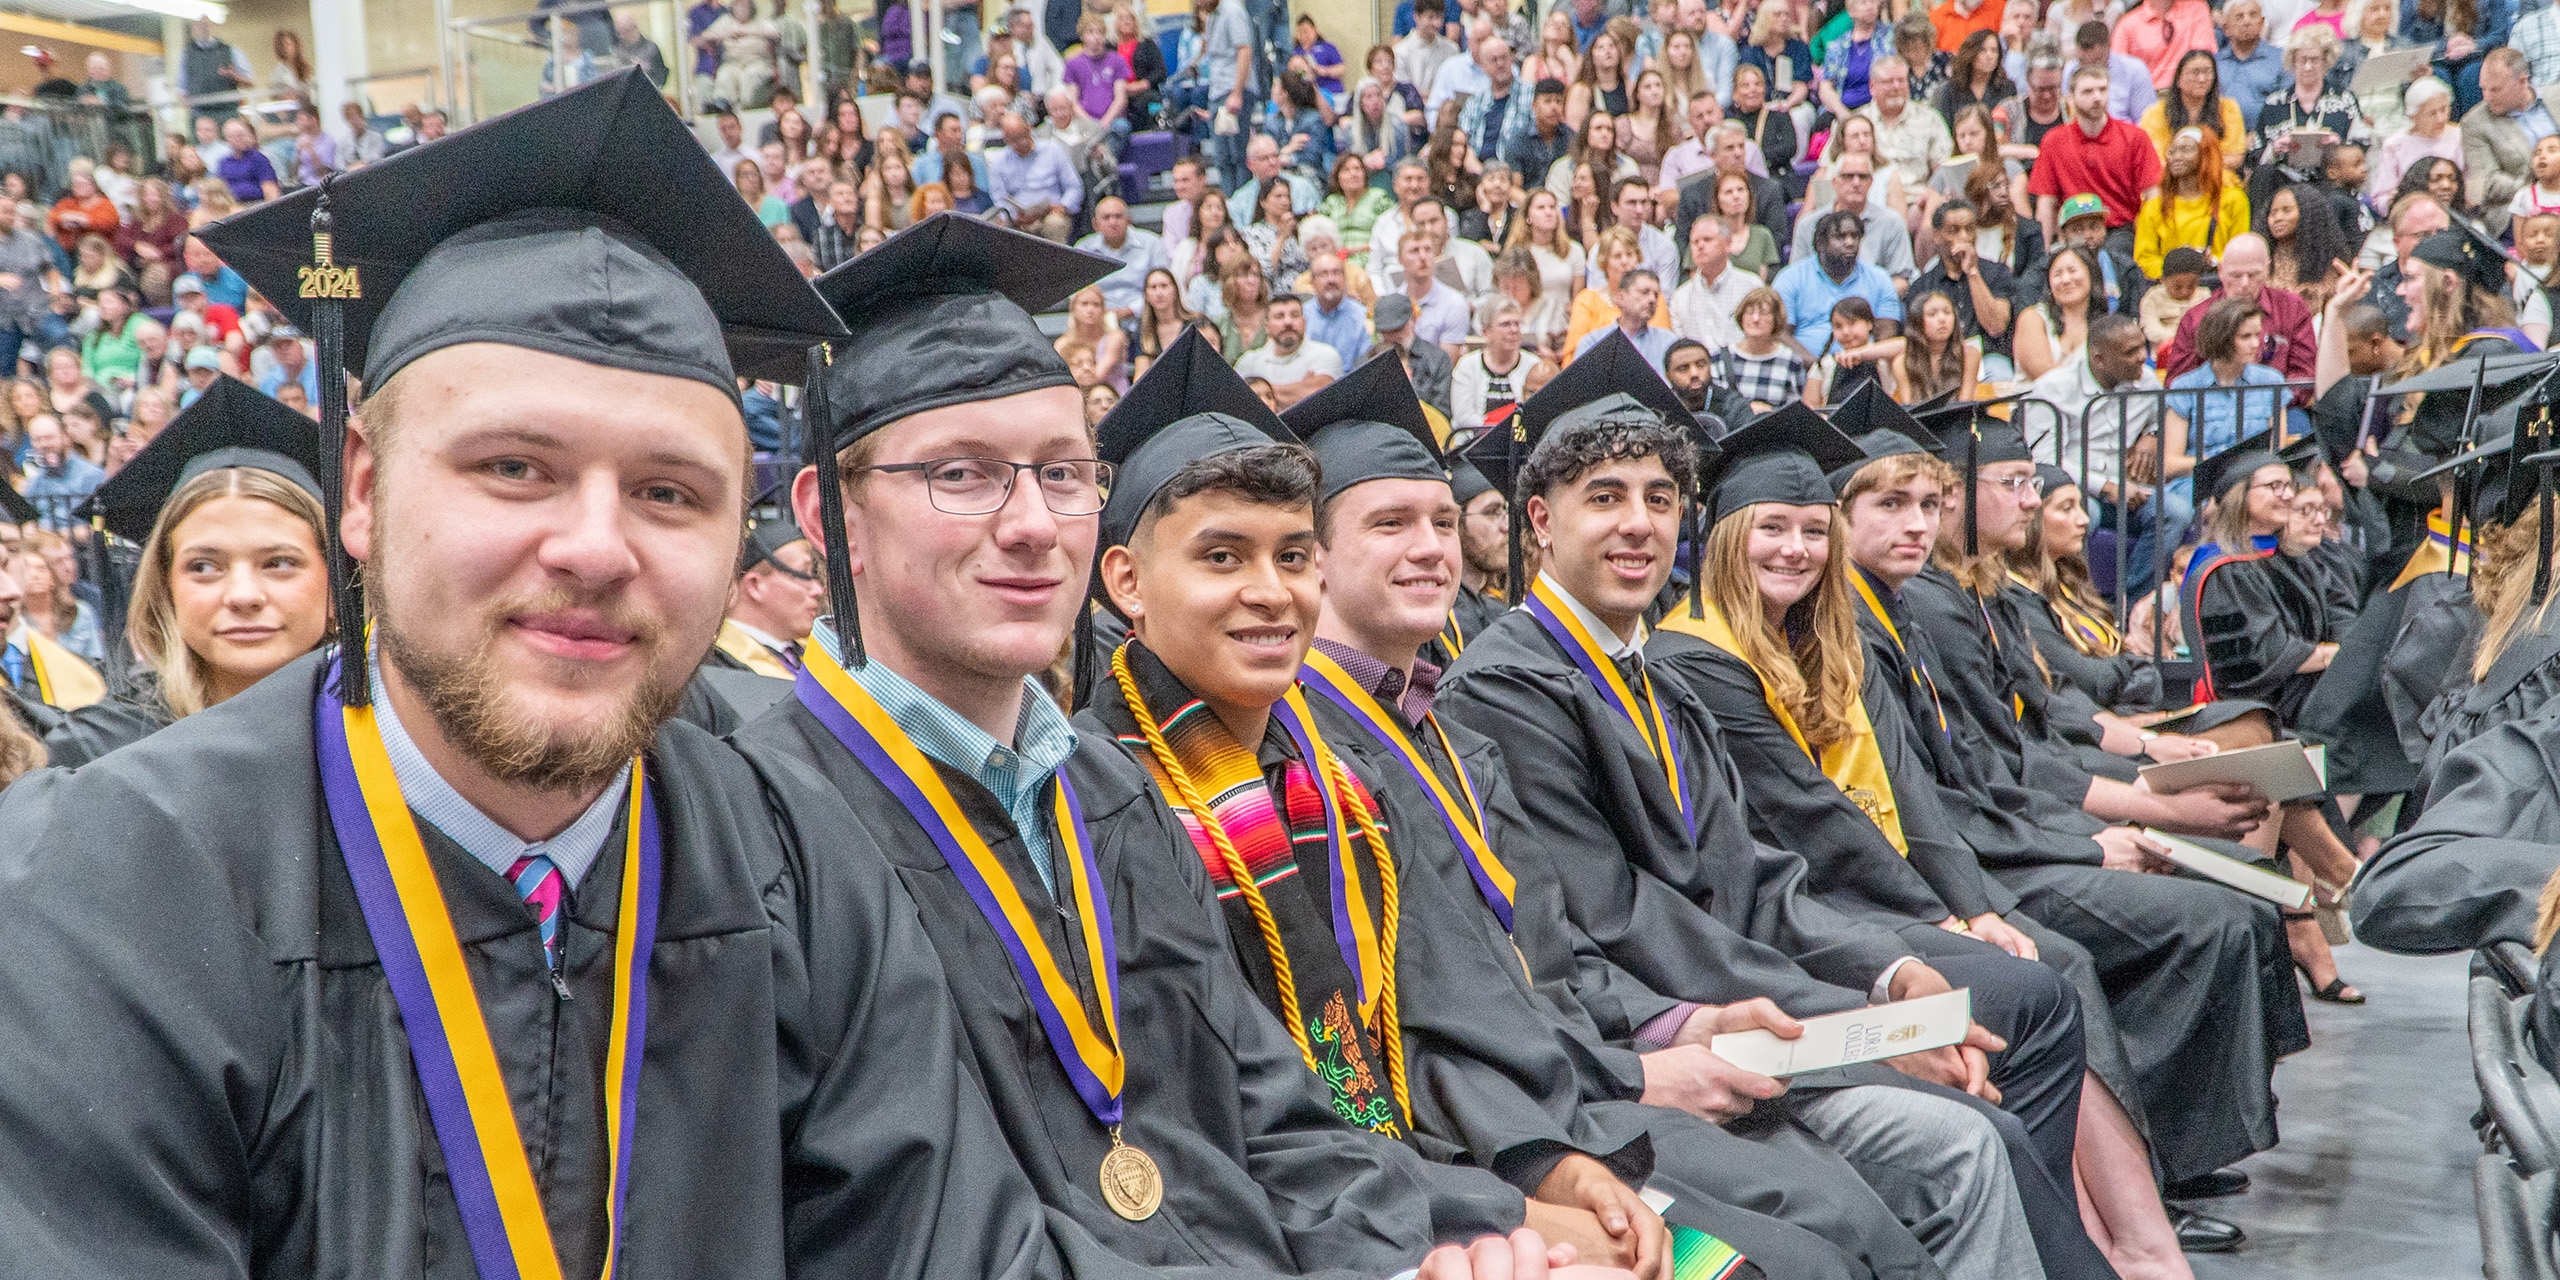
left=2193, top=428, right=2288, bottom=505
left=1449, top=459, right=1496, bottom=509
left=77, top=377, right=322, bottom=544
left=2034, top=463, right=2078, bottom=499
left=193, top=70, right=847, bottom=704
left=2279, top=433, right=2326, bottom=482
left=1824, top=383, right=1944, bottom=491
left=1281, top=354, right=1445, bottom=501
left=799, top=213, right=1118, bottom=664
left=2374, top=348, right=2560, bottom=396
left=1915, top=394, right=2036, bottom=556
left=1466, top=330, right=1713, bottom=606
left=739, top=478, right=811, bottom=577
left=2409, top=219, right=2520, bottom=300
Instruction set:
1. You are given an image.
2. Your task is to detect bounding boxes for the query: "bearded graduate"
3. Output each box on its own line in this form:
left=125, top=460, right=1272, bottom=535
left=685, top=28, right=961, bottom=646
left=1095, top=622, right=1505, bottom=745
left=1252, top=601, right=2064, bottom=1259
left=1287, top=356, right=1979, bottom=1280
left=40, top=376, right=333, bottom=768
left=1434, top=334, right=2126, bottom=1280
left=734, top=221, right=1608, bottom=1280
left=0, top=74, right=1113, bottom=1280
left=1829, top=415, right=2306, bottom=1274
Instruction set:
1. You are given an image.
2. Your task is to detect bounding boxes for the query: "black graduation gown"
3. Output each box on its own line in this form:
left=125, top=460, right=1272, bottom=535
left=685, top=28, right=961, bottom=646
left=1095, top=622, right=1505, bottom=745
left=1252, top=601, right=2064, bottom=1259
left=738, top=691, right=1527, bottom=1280
left=36, top=677, right=174, bottom=768
left=2367, top=336, right=2525, bottom=567
left=1901, top=568, right=2105, bottom=808
left=1880, top=571, right=2304, bottom=1183
left=2013, top=589, right=2165, bottom=715
left=1647, top=631, right=2002, bottom=924
left=2296, top=554, right=2472, bottom=797
left=2353, top=714, right=2560, bottom=954
left=1435, top=609, right=2114, bottom=1156
left=2421, top=616, right=2560, bottom=797
left=1297, top=679, right=1931, bottom=1280
left=0, top=651, right=1106, bottom=1280
left=2182, top=544, right=2331, bottom=723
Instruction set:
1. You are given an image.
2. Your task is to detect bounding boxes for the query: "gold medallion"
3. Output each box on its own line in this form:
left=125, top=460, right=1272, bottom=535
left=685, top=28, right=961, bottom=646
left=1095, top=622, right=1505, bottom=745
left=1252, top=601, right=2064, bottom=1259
left=1099, top=1132, right=1164, bottom=1221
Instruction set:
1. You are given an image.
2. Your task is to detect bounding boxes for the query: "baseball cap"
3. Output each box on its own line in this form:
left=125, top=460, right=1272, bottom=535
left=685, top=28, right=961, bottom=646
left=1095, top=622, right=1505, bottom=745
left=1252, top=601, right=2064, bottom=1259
left=2161, top=246, right=2213, bottom=277
left=2058, top=193, right=2107, bottom=226
left=172, top=273, right=206, bottom=297
left=1374, top=293, right=1416, bottom=331
left=184, top=347, right=221, bottom=372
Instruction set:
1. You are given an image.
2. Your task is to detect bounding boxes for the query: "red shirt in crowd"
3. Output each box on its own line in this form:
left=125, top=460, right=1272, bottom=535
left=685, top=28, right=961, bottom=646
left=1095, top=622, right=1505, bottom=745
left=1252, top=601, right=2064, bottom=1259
left=2112, top=0, right=2218, bottom=89
left=2157, top=282, right=2318, bottom=404
left=2027, top=117, right=2164, bottom=227
left=46, top=194, right=118, bottom=255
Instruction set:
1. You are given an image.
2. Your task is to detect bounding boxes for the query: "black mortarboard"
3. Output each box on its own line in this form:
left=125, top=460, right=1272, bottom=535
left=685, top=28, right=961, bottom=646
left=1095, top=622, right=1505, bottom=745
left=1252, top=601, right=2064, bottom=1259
left=2194, top=428, right=2287, bottom=504
left=2280, top=434, right=2325, bottom=479
left=1283, top=355, right=1445, bottom=501
left=740, top=478, right=809, bottom=576
left=810, top=214, right=1118, bottom=448
left=0, top=478, right=33, bottom=526
left=2034, top=462, right=2078, bottom=498
left=1450, top=459, right=1496, bottom=508
left=1701, top=401, right=1866, bottom=524
left=2375, top=349, right=2560, bottom=396
left=199, top=71, right=843, bottom=395
left=1825, top=383, right=1944, bottom=490
left=2410, top=220, right=2519, bottom=299
left=195, top=70, right=846, bottom=703
left=1096, top=327, right=1298, bottom=555
left=78, top=377, right=321, bottom=544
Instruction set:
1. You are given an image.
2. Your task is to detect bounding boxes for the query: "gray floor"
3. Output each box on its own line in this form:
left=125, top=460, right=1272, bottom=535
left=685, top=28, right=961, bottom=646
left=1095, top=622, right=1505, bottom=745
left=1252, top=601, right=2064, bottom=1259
left=2190, top=943, right=2483, bottom=1279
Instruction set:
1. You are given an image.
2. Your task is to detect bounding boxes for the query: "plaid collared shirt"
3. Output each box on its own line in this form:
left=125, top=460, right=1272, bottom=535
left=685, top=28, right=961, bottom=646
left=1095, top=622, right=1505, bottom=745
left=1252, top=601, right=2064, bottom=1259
left=1716, top=345, right=1808, bottom=408
left=2518, top=6, right=2560, bottom=85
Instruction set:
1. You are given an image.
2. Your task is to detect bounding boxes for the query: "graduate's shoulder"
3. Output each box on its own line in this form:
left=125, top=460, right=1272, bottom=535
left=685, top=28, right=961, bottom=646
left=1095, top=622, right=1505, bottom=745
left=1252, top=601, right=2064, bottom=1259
left=1439, top=607, right=1588, bottom=699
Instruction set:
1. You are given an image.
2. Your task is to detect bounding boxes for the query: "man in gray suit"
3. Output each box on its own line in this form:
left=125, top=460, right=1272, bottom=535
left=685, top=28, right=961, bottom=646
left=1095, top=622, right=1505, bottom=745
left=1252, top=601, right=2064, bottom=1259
left=2463, top=48, right=2553, bottom=238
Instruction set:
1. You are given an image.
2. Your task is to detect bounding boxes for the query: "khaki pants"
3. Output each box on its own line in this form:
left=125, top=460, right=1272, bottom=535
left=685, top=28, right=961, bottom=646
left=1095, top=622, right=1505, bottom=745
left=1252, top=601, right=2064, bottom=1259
left=1015, top=207, right=1072, bottom=243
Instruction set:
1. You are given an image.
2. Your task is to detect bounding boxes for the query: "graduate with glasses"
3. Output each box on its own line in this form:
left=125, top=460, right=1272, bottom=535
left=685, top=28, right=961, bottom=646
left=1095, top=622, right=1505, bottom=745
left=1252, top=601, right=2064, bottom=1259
left=1436, top=334, right=2125, bottom=1280
left=0, top=73, right=1101, bottom=1280
left=736, top=216, right=1615, bottom=1280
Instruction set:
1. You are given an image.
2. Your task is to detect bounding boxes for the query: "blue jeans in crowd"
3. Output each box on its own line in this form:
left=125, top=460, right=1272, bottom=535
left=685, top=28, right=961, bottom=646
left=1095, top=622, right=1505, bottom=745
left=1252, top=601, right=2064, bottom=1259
left=1212, top=91, right=1263, bottom=188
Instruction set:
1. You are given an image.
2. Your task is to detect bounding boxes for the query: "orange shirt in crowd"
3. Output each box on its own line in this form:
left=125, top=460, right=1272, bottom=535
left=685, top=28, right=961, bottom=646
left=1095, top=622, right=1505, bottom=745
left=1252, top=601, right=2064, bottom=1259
left=46, top=195, right=117, bottom=254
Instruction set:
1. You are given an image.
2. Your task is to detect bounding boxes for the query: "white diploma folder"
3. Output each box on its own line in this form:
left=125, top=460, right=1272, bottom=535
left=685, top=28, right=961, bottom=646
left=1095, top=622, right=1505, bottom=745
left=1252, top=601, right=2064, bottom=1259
left=1711, top=990, right=1974, bottom=1078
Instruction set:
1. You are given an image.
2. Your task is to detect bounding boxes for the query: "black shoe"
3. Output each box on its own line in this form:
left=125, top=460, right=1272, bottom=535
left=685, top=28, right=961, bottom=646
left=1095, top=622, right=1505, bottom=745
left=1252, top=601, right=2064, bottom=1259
left=2165, top=1169, right=2251, bottom=1200
left=2171, top=1208, right=2245, bottom=1253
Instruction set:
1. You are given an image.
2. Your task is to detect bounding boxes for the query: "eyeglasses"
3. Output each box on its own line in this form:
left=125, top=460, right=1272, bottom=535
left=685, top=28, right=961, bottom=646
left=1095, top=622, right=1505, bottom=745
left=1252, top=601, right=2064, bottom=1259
left=2250, top=478, right=2298, bottom=496
left=1986, top=474, right=2045, bottom=497
left=857, top=457, right=1116, bottom=516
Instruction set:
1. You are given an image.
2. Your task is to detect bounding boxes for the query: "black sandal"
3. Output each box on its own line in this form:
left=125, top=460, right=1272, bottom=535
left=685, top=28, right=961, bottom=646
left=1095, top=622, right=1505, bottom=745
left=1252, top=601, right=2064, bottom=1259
left=2285, top=936, right=2366, bottom=1004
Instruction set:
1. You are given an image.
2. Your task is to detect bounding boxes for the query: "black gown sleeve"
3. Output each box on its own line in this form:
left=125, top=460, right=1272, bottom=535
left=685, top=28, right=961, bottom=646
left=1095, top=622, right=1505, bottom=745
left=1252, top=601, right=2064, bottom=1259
left=1649, top=635, right=1986, bottom=921
left=2194, top=558, right=2318, bottom=705
left=1433, top=659, right=1871, bottom=1019
left=2353, top=716, right=2560, bottom=955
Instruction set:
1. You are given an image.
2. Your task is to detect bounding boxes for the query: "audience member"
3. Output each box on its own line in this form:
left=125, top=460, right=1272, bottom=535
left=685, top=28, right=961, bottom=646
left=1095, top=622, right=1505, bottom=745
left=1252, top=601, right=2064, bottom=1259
left=2029, top=65, right=2166, bottom=253
left=2462, top=48, right=2545, bottom=237
left=1232, top=293, right=1341, bottom=407
left=1792, top=153, right=1918, bottom=285
left=1778, top=209, right=1906, bottom=352
left=1302, top=251, right=1371, bottom=366
left=1910, top=198, right=2021, bottom=367
left=1368, top=292, right=1454, bottom=412
left=1075, top=196, right=1167, bottom=320
left=2217, top=0, right=2289, bottom=132
left=2140, top=51, right=2248, bottom=171
left=1670, top=213, right=1758, bottom=348
left=2073, top=20, right=2159, bottom=123
left=2367, top=76, right=2463, bottom=200
left=2111, top=0, right=2217, bottom=90
left=2135, top=126, right=2250, bottom=277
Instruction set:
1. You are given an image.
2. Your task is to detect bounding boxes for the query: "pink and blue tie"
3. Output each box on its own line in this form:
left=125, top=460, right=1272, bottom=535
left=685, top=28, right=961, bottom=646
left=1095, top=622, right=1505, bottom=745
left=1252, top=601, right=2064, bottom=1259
left=508, top=853, right=565, bottom=969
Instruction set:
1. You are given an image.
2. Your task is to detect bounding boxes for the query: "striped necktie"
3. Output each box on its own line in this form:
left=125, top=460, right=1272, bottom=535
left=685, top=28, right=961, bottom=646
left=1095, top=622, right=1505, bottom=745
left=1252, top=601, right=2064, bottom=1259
left=507, top=853, right=566, bottom=969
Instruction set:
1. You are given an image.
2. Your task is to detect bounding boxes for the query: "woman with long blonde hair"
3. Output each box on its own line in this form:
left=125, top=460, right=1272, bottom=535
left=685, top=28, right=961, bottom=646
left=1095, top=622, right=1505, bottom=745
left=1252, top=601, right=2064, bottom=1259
left=1619, top=69, right=1685, bottom=186
left=1505, top=187, right=1584, bottom=351
left=41, top=381, right=332, bottom=767
left=1652, top=410, right=2049, bottom=953
left=1657, top=30, right=1709, bottom=110
left=1054, top=284, right=1129, bottom=390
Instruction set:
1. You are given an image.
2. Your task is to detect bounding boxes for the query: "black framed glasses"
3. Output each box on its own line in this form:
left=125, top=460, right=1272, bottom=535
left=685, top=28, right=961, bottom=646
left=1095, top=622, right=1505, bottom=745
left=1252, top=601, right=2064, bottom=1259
left=857, top=456, right=1115, bottom=516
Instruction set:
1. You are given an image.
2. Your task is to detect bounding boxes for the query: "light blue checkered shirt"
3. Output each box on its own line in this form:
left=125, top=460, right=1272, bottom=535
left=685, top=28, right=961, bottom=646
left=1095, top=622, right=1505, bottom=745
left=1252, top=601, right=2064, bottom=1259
left=369, top=650, right=631, bottom=890
left=813, top=621, right=1079, bottom=895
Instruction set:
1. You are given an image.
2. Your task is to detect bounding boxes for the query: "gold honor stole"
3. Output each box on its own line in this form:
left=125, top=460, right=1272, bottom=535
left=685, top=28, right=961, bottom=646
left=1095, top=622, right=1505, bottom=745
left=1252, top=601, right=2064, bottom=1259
left=1660, top=595, right=1909, bottom=854
left=1524, top=577, right=1691, bottom=830
left=1851, top=569, right=1950, bottom=740
left=1298, top=649, right=1517, bottom=931
left=1437, top=607, right=1468, bottom=658
left=792, top=645, right=1130, bottom=1135
left=15, top=628, right=103, bottom=708
left=2389, top=508, right=2476, bottom=591
left=314, top=662, right=657, bottom=1280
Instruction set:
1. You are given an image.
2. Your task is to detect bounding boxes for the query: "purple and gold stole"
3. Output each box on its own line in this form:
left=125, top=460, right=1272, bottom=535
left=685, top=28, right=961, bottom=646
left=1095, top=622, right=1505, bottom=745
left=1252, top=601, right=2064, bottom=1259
left=315, top=661, right=658, bottom=1280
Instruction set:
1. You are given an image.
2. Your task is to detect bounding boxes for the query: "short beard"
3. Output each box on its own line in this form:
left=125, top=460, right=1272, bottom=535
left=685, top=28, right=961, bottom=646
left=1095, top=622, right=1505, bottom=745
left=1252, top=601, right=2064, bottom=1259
left=376, top=582, right=683, bottom=795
